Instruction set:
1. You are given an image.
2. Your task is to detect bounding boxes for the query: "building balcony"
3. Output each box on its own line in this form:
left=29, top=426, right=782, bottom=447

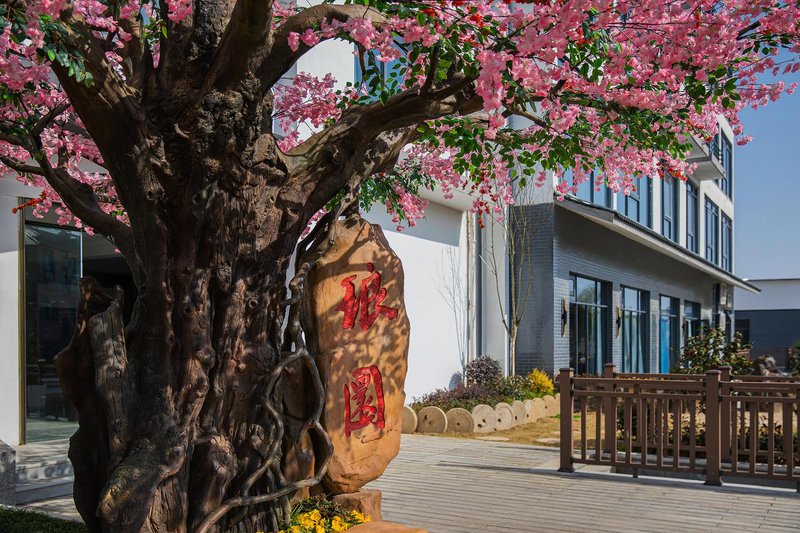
left=685, top=133, right=725, bottom=181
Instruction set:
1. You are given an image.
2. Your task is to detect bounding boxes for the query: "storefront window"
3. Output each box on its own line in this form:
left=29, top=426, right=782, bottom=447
left=23, top=208, right=135, bottom=442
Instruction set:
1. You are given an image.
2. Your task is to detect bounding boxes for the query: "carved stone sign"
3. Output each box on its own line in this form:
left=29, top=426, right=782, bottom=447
left=303, top=216, right=410, bottom=494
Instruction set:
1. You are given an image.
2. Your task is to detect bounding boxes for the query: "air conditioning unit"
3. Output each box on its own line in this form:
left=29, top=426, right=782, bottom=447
left=718, top=284, right=732, bottom=310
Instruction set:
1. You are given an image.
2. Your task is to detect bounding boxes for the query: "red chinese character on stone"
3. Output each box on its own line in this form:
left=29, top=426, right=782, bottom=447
left=336, top=262, right=399, bottom=331
left=343, top=365, right=386, bottom=437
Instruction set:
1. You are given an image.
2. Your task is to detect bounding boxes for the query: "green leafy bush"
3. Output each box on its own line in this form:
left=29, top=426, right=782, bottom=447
left=526, top=369, right=555, bottom=396
left=412, top=369, right=554, bottom=412
left=464, top=356, right=502, bottom=387
left=788, top=348, right=800, bottom=377
left=0, top=507, right=86, bottom=533
left=673, top=328, right=753, bottom=375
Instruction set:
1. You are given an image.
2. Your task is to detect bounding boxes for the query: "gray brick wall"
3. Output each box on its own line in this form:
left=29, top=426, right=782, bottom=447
left=511, top=204, right=554, bottom=376
left=514, top=203, right=722, bottom=376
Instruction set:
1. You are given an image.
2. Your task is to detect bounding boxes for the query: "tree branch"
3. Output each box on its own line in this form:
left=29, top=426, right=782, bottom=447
left=26, top=134, right=142, bottom=283
left=255, top=4, right=386, bottom=93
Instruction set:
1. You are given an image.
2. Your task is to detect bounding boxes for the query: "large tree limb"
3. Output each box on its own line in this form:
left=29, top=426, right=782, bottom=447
left=26, top=137, right=143, bottom=283
left=255, top=4, right=386, bottom=94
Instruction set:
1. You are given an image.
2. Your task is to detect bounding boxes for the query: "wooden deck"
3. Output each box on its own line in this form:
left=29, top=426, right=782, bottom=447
left=366, top=435, right=800, bottom=532
left=17, top=434, right=800, bottom=531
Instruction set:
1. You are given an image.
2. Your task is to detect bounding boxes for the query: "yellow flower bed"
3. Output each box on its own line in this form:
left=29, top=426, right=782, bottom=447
left=276, top=500, right=370, bottom=533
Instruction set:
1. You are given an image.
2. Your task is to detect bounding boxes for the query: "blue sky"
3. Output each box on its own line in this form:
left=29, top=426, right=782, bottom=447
left=734, top=66, right=800, bottom=280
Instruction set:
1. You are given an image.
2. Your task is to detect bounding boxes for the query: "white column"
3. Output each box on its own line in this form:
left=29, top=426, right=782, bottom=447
left=0, top=188, right=22, bottom=445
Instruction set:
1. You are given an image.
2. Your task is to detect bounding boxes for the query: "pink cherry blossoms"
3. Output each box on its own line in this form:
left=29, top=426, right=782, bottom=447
left=1, top=0, right=799, bottom=233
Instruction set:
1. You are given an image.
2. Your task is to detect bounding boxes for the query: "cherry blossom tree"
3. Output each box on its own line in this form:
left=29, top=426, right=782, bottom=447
left=1, top=0, right=798, bottom=530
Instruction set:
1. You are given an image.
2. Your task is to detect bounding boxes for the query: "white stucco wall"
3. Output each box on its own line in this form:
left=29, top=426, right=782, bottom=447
left=364, top=202, right=471, bottom=401
left=736, top=279, right=800, bottom=311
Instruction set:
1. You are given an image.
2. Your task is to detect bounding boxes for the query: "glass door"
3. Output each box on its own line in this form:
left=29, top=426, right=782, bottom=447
left=659, top=296, right=679, bottom=373
left=570, top=275, right=609, bottom=375
left=24, top=223, right=81, bottom=441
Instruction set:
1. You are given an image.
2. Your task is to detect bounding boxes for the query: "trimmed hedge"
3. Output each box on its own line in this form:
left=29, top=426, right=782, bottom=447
left=0, top=506, right=85, bottom=533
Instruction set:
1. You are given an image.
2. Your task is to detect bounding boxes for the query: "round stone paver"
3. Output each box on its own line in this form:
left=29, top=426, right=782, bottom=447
left=523, top=399, right=535, bottom=422
left=511, top=401, right=527, bottom=426
left=471, top=404, right=496, bottom=433
left=543, top=395, right=558, bottom=416
left=531, top=398, right=546, bottom=421
left=494, top=403, right=514, bottom=431
left=402, top=405, right=418, bottom=434
left=416, top=406, right=448, bottom=433
left=446, top=408, right=475, bottom=433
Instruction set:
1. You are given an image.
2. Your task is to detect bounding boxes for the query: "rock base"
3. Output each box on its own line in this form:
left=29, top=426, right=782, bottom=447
left=332, top=489, right=382, bottom=522
left=348, top=520, right=428, bottom=533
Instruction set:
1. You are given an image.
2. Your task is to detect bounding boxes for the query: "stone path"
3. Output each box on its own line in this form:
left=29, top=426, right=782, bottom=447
left=17, top=435, right=800, bottom=532
left=366, top=435, right=800, bottom=533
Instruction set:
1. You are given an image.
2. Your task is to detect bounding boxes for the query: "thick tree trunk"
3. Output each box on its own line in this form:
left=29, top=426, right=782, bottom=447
left=55, top=176, right=328, bottom=532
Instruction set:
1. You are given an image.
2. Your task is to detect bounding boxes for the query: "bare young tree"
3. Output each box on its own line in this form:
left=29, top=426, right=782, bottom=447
left=481, top=185, right=536, bottom=376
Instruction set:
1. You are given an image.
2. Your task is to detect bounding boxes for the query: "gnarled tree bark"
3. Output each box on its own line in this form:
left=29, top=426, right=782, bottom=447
left=32, top=2, right=484, bottom=532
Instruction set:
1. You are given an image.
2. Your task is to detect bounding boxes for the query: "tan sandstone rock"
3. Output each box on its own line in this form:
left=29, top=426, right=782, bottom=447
left=303, top=217, right=411, bottom=494
left=331, top=489, right=383, bottom=522
left=348, top=521, right=428, bottom=533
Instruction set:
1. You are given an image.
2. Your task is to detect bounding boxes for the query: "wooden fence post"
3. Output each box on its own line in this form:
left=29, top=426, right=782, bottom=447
left=603, top=363, right=617, bottom=457
left=705, top=370, right=723, bottom=486
left=719, top=365, right=731, bottom=464
left=559, top=368, right=575, bottom=473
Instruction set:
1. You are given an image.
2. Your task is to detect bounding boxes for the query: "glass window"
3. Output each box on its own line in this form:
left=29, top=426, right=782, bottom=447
left=705, top=198, right=719, bottom=264
left=661, top=174, right=678, bottom=242
left=720, top=134, right=733, bottom=198
left=659, top=296, right=680, bottom=373
left=721, top=214, right=733, bottom=272
left=569, top=275, right=609, bottom=375
left=574, top=171, right=611, bottom=208
left=684, top=301, right=702, bottom=340
left=619, top=177, right=652, bottom=228
left=23, top=209, right=136, bottom=442
left=621, top=287, right=649, bottom=373
left=686, top=182, right=698, bottom=253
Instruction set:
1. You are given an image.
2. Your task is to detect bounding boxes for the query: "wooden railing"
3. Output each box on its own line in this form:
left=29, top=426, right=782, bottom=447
left=558, top=365, right=800, bottom=490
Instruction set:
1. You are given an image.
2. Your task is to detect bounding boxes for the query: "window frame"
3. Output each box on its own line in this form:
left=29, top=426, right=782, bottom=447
left=661, top=173, right=678, bottom=242
left=705, top=198, right=719, bottom=264
left=621, top=286, right=650, bottom=373
left=686, top=181, right=699, bottom=253
left=569, top=274, right=610, bottom=375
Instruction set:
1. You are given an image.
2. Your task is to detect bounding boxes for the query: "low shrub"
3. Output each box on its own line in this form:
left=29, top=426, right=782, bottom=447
left=279, top=497, right=369, bottom=533
left=464, top=356, right=502, bottom=387
left=526, top=369, right=555, bottom=396
left=788, top=347, right=800, bottom=376
left=0, top=506, right=86, bottom=533
left=411, top=368, right=554, bottom=412
left=673, top=328, right=753, bottom=375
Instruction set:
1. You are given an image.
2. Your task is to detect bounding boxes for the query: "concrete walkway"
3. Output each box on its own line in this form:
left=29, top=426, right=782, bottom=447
left=19, top=435, right=800, bottom=532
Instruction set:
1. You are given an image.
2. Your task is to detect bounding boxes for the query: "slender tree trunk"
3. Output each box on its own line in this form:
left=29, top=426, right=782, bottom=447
left=55, top=165, right=325, bottom=532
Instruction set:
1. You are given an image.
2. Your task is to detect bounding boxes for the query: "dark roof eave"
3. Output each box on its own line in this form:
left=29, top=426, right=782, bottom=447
left=555, top=194, right=761, bottom=294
